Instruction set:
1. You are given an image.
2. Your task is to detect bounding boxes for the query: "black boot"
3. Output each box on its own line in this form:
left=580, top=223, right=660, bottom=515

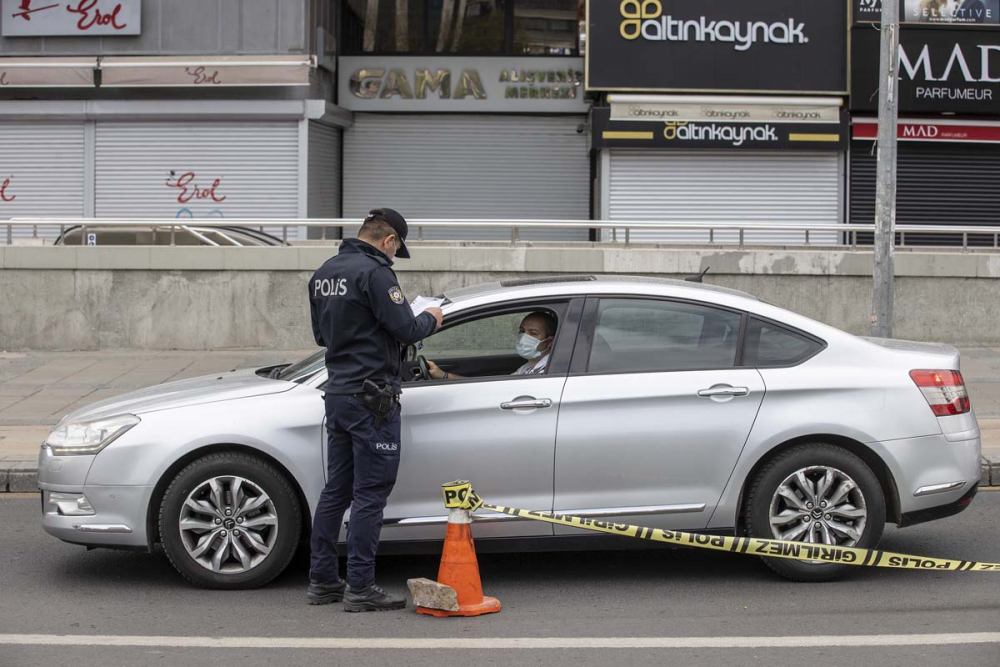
left=343, top=583, right=407, bottom=612
left=307, top=579, right=347, bottom=605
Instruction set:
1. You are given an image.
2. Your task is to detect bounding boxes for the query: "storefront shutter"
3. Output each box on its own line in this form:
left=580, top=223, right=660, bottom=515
left=0, top=122, right=86, bottom=242
left=308, top=121, right=342, bottom=219
left=850, top=141, right=1000, bottom=246
left=606, top=149, right=843, bottom=245
left=95, top=121, right=301, bottom=240
left=343, top=114, right=590, bottom=241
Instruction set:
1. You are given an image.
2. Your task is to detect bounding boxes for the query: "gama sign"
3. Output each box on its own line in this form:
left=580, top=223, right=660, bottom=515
left=586, top=0, right=848, bottom=93
left=338, top=56, right=586, bottom=113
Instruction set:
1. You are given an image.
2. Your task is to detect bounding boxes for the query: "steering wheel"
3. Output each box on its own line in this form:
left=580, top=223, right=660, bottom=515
left=416, top=355, right=431, bottom=382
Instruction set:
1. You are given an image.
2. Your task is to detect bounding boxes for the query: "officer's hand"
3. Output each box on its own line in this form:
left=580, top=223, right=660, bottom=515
left=426, top=360, right=446, bottom=380
left=425, top=307, right=444, bottom=330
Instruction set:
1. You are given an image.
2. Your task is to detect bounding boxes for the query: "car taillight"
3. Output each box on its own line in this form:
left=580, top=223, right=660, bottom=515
left=909, top=370, right=971, bottom=417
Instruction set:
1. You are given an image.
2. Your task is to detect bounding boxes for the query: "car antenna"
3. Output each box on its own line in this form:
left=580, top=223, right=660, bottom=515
left=685, top=266, right=710, bottom=283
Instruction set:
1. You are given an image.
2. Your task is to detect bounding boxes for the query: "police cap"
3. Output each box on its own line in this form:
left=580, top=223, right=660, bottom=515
left=366, top=208, right=411, bottom=259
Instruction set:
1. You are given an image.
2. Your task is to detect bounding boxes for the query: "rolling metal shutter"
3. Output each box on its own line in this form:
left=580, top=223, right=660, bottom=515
left=850, top=141, right=1000, bottom=247
left=343, top=114, right=589, bottom=241
left=307, top=121, right=342, bottom=239
left=606, top=150, right=843, bottom=245
left=308, top=121, right=342, bottom=218
left=0, top=122, right=85, bottom=242
left=95, top=121, right=301, bottom=239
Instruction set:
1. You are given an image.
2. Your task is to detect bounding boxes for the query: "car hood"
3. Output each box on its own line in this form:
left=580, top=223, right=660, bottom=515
left=58, top=369, right=294, bottom=424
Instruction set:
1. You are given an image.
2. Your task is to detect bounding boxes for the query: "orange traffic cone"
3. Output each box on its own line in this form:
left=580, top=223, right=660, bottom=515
left=416, top=508, right=501, bottom=617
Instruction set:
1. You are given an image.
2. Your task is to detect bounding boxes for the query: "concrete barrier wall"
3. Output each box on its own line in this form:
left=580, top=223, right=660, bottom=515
left=1, top=244, right=998, bottom=349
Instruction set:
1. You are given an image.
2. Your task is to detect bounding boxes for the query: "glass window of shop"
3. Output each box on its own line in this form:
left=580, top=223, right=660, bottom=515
left=341, top=0, right=582, bottom=55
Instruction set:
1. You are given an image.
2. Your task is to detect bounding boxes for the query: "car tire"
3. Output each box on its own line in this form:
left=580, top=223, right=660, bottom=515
left=745, top=443, right=886, bottom=583
left=159, top=451, right=302, bottom=589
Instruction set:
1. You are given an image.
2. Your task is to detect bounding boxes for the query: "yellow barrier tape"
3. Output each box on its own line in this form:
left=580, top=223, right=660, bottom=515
left=445, top=482, right=997, bottom=572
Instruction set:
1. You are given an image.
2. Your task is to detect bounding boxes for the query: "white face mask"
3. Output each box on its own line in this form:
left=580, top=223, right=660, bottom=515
left=516, top=333, right=549, bottom=360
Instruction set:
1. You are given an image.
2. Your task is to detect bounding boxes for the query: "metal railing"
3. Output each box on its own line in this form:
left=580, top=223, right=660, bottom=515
left=4, top=218, right=1000, bottom=249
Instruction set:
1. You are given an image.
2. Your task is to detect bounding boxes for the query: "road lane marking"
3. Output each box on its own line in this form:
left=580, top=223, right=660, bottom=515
left=0, top=633, right=999, bottom=649
left=0, top=493, right=38, bottom=499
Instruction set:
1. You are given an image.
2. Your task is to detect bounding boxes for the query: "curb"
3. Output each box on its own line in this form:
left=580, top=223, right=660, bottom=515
left=5, top=460, right=999, bottom=493
left=2, top=463, right=40, bottom=493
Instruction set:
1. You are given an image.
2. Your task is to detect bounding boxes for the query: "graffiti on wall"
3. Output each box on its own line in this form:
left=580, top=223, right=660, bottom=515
left=1, top=175, right=15, bottom=202
left=166, top=171, right=227, bottom=204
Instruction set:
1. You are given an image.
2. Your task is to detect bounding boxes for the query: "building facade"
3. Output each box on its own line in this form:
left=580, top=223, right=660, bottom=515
left=336, top=0, right=589, bottom=241
left=0, top=0, right=343, bottom=241
left=586, top=0, right=850, bottom=244
left=850, top=0, right=1000, bottom=245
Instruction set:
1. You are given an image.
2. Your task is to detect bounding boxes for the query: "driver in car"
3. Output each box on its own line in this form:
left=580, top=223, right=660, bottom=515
left=426, top=311, right=556, bottom=379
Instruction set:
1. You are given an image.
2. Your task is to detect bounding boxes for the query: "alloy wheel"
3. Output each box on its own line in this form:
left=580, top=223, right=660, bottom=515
left=178, top=476, right=278, bottom=574
left=768, top=465, right=868, bottom=547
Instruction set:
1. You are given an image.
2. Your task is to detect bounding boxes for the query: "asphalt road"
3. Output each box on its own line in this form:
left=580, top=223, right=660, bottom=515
left=2, top=492, right=999, bottom=667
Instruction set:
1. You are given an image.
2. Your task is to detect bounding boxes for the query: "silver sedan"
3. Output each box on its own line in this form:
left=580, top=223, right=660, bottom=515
left=37, top=276, right=982, bottom=588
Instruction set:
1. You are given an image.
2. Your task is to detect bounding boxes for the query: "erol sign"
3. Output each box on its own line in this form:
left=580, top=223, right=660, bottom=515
left=586, top=0, right=847, bottom=93
left=337, top=56, right=586, bottom=113
left=1, top=0, right=141, bottom=36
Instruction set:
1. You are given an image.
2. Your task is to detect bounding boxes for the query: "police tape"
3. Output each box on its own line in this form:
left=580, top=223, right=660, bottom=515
left=440, top=480, right=1000, bottom=572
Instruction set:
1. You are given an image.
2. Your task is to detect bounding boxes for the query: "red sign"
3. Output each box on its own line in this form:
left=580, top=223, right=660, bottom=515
left=184, top=66, right=222, bottom=86
left=853, top=121, right=1000, bottom=144
left=66, top=0, right=127, bottom=31
left=166, top=171, right=227, bottom=204
left=1, top=176, right=15, bottom=202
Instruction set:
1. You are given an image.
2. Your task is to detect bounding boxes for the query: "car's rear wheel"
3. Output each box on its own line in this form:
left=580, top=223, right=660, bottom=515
left=745, top=443, right=885, bottom=582
left=159, top=452, right=301, bottom=589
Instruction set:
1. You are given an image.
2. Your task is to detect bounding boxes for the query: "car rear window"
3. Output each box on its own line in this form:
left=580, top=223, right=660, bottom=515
left=588, top=298, right=741, bottom=373
left=744, top=318, right=824, bottom=367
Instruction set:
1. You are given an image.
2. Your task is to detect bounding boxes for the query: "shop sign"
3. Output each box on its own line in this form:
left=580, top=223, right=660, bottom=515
left=99, top=55, right=313, bottom=88
left=338, top=56, right=586, bottom=113
left=585, top=0, right=848, bottom=93
left=854, top=0, right=999, bottom=24
left=0, top=58, right=96, bottom=87
left=610, top=98, right=842, bottom=123
left=1, top=0, right=141, bottom=37
left=853, top=119, right=1000, bottom=142
left=592, top=107, right=847, bottom=150
left=852, top=28, right=1000, bottom=112
left=853, top=0, right=883, bottom=22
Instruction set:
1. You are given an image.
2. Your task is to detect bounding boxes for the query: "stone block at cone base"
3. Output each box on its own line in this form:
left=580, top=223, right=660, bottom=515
left=417, top=595, right=501, bottom=618
left=407, top=578, right=459, bottom=612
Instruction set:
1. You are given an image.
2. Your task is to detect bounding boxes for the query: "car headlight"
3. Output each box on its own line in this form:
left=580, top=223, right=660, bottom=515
left=44, top=414, right=140, bottom=456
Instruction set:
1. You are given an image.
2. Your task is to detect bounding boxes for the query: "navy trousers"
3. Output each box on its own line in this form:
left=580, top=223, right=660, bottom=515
left=309, top=394, right=401, bottom=588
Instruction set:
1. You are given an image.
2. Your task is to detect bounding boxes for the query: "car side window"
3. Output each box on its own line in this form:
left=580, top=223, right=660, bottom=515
left=588, top=298, right=741, bottom=373
left=419, top=312, right=529, bottom=360
left=745, top=318, right=824, bottom=367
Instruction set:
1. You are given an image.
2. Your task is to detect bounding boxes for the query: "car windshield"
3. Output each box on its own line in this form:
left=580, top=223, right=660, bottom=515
left=276, top=350, right=326, bottom=383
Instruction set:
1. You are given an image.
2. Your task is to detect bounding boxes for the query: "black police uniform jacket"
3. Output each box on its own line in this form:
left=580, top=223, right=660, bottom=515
left=310, top=238, right=437, bottom=394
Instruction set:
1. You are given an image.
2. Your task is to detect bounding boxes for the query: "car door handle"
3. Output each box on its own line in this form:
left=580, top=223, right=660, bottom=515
left=500, top=399, right=553, bottom=410
left=697, top=386, right=749, bottom=397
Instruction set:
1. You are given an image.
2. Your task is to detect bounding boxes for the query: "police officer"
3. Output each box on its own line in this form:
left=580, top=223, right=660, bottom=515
left=306, top=208, right=443, bottom=612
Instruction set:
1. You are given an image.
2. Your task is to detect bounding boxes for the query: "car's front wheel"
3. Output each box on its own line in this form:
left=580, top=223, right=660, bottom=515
left=159, top=452, right=302, bottom=589
left=745, top=443, right=886, bottom=582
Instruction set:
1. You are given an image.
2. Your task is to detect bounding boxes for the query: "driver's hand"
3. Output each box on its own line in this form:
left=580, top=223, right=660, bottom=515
left=426, top=360, right=446, bottom=380
left=425, top=307, right=444, bottom=331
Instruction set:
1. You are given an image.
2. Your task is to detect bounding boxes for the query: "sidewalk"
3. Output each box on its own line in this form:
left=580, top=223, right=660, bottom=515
left=1, top=348, right=1000, bottom=492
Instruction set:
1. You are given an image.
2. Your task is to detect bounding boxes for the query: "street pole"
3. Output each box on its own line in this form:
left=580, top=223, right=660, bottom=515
left=871, top=0, right=900, bottom=338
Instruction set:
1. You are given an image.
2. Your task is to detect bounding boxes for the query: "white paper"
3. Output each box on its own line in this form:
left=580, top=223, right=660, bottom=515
left=410, top=295, right=445, bottom=316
